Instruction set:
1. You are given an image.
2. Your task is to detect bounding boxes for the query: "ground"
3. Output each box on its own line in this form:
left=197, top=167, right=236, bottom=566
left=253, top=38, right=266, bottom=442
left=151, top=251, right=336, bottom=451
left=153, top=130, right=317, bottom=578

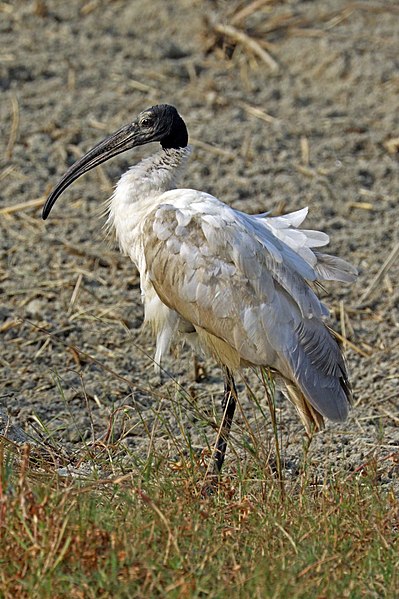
left=1, top=0, right=398, bottom=487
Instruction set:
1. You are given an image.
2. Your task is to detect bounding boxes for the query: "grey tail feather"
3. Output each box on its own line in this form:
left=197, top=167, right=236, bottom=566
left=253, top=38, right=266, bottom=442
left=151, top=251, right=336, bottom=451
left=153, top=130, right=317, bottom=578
left=286, top=320, right=352, bottom=423
left=314, top=252, right=358, bottom=283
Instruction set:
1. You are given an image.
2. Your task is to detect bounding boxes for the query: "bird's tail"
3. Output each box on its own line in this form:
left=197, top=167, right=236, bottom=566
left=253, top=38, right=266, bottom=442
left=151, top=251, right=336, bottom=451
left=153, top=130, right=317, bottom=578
left=281, top=319, right=352, bottom=427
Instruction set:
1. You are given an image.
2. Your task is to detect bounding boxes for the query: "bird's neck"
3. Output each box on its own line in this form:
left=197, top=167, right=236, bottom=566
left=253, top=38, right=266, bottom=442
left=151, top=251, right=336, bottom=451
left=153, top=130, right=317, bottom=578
left=124, top=146, right=192, bottom=195
left=106, top=146, right=191, bottom=265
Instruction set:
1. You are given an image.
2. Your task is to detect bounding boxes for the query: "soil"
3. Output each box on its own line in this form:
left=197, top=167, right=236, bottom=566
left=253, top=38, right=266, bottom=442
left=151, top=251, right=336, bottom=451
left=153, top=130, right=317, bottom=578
left=1, top=0, right=398, bottom=488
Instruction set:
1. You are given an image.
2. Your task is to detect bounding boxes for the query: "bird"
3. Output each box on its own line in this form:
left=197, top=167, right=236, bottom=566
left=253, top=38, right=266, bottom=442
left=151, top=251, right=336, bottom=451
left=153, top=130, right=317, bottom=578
left=42, top=104, right=357, bottom=475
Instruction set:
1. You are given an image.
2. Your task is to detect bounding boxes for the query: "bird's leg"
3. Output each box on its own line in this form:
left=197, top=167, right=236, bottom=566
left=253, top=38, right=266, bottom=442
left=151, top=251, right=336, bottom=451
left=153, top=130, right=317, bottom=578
left=212, top=367, right=237, bottom=474
left=192, top=354, right=207, bottom=382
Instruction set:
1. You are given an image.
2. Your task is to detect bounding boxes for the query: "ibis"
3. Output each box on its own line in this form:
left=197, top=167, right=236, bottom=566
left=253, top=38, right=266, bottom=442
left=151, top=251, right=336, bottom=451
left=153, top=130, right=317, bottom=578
left=42, top=104, right=357, bottom=474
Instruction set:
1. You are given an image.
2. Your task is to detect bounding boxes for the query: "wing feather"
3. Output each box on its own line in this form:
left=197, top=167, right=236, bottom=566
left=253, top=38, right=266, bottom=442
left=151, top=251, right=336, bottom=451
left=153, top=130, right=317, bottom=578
left=142, top=190, right=355, bottom=422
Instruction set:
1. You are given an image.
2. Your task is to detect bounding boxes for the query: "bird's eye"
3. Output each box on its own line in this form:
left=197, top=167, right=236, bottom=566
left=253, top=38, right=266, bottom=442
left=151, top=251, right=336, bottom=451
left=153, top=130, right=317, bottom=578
left=140, top=116, right=153, bottom=127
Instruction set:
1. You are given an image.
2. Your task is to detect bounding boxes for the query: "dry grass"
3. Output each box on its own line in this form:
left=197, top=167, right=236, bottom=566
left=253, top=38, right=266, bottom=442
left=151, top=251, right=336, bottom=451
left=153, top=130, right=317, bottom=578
left=1, top=410, right=398, bottom=599
left=203, top=0, right=399, bottom=70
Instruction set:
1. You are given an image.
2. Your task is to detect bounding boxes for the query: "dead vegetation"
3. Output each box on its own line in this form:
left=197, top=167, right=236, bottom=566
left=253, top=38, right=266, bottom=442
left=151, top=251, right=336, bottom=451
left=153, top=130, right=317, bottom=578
left=203, top=1, right=399, bottom=71
left=1, top=430, right=398, bottom=598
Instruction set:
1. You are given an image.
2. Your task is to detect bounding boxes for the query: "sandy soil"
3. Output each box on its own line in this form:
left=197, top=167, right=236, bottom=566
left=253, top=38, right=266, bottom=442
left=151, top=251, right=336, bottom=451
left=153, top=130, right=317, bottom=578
left=1, top=0, right=398, bottom=487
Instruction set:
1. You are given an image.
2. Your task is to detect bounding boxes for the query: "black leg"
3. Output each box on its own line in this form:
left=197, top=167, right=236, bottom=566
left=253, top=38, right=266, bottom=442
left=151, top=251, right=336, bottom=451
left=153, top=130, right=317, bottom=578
left=212, top=368, right=237, bottom=473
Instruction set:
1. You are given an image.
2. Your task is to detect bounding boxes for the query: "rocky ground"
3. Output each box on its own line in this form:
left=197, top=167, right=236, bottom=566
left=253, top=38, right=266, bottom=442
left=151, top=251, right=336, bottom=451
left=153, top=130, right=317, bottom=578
left=1, top=0, right=398, bottom=488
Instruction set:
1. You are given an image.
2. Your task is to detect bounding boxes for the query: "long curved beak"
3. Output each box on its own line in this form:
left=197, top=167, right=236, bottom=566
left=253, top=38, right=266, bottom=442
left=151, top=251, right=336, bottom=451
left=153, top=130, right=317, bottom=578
left=42, top=121, right=152, bottom=220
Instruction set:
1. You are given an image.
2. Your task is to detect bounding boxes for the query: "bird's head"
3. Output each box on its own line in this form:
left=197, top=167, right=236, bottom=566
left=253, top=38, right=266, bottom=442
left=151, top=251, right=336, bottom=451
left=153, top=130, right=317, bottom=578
left=42, top=104, right=188, bottom=220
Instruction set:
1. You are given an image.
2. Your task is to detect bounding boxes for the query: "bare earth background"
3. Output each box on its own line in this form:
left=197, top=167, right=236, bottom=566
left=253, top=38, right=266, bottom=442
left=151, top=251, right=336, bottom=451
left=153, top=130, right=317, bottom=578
left=1, top=0, right=398, bottom=486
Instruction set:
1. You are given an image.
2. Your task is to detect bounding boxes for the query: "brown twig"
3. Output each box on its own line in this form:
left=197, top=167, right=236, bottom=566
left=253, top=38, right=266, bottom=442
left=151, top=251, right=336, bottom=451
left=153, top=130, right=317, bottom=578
left=5, top=95, right=20, bottom=160
left=230, top=0, right=274, bottom=26
left=328, top=327, right=371, bottom=358
left=190, top=138, right=236, bottom=160
left=212, top=21, right=279, bottom=71
left=0, top=197, right=46, bottom=215
left=359, top=242, right=399, bottom=304
left=237, top=100, right=278, bottom=124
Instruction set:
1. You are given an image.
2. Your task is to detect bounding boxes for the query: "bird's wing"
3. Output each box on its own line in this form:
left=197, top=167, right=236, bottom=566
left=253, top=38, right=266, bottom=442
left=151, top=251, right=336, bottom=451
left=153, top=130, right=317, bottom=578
left=143, top=190, right=353, bottom=421
left=253, top=207, right=358, bottom=283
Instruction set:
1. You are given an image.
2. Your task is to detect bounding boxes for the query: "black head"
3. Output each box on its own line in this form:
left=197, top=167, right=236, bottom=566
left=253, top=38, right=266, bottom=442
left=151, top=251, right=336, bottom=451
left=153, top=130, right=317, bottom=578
left=140, top=104, right=188, bottom=149
left=42, top=104, right=188, bottom=219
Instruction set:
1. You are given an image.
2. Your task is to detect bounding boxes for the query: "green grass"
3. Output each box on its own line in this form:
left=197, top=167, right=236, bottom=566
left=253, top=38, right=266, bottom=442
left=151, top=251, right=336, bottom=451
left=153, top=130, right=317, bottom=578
left=1, top=434, right=398, bottom=599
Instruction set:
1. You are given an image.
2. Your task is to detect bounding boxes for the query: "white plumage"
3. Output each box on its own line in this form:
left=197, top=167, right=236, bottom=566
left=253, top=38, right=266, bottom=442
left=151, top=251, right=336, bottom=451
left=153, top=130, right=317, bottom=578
left=107, top=146, right=356, bottom=423
left=43, top=104, right=357, bottom=474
